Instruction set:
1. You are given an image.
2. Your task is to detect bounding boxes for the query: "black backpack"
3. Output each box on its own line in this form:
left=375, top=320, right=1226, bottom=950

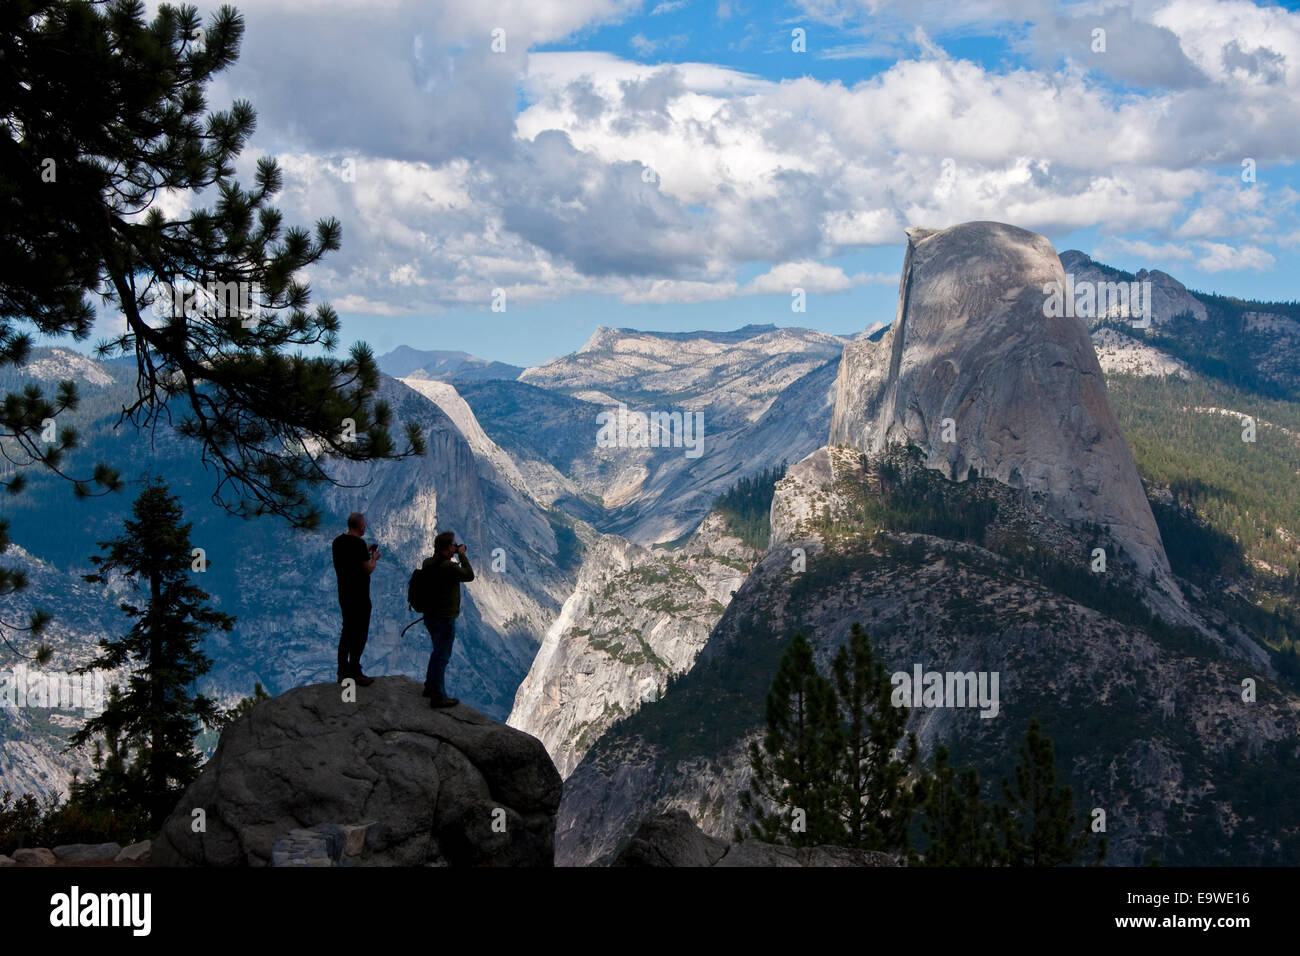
left=407, top=566, right=427, bottom=613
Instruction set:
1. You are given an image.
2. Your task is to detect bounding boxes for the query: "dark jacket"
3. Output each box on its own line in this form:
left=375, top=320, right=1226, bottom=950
left=421, top=553, right=474, bottom=619
left=332, top=533, right=371, bottom=606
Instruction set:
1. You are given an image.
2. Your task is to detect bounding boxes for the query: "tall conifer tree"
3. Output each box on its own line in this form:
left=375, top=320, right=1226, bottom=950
left=917, top=745, right=1001, bottom=866
left=741, top=633, right=844, bottom=846
left=831, top=622, right=919, bottom=851
left=997, top=718, right=1106, bottom=866
left=69, top=478, right=232, bottom=827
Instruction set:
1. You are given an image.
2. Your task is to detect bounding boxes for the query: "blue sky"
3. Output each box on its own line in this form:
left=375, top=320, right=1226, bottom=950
left=80, top=1, right=1300, bottom=367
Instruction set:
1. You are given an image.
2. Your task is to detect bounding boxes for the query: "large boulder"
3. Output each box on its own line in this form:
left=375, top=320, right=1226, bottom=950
left=830, top=221, right=1173, bottom=586
left=114, top=841, right=152, bottom=864
left=11, top=847, right=56, bottom=866
left=52, top=843, right=122, bottom=863
left=612, top=810, right=729, bottom=866
left=153, top=677, right=561, bottom=866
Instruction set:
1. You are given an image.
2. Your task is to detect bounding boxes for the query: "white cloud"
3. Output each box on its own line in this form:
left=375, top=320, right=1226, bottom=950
left=331, top=294, right=418, bottom=316
left=1105, top=239, right=1197, bottom=261
left=153, top=0, right=1300, bottom=316
left=1151, top=0, right=1300, bottom=89
left=629, top=33, right=658, bottom=56
left=621, top=279, right=741, bottom=304
left=1196, top=241, right=1276, bottom=272
left=749, top=261, right=855, bottom=294
left=823, top=207, right=904, bottom=246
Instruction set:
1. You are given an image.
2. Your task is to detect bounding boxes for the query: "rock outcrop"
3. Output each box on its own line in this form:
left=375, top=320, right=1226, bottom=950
left=0, top=842, right=152, bottom=866
left=1058, top=250, right=1208, bottom=326
left=270, top=823, right=375, bottom=867
left=1090, top=327, right=1194, bottom=379
left=831, top=222, right=1173, bottom=583
left=116, top=841, right=152, bottom=864
left=153, top=677, right=561, bottom=867
left=612, top=811, right=899, bottom=867
left=11, top=847, right=56, bottom=866
left=508, top=513, right=756, bottom=778
left=52, top=843, right=122, bottom=863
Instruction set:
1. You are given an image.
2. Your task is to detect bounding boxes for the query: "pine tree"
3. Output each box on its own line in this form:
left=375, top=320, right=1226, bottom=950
left=67, top=686, right=150, bottom=826
left=831, top=622, right=919, bottom=851
left=740, top=633, right=844, bottom=846
left=1, top=2, right=424, bottom=532
left=997, top=718, right=1106, bottom=866
left=916, top=745, right=1002, bottom=866
left=4, top=1, right=427, bottom=657
left=68, top=478, right=233, bottom=827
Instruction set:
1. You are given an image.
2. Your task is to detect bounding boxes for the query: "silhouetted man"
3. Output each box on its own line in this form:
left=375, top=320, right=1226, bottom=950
left=333, top=512, right=379, bottom=686
left=421, top=531, right=473, bottom=708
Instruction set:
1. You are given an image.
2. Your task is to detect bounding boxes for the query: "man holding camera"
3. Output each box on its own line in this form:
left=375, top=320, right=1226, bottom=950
left=421, top=531, right=474, bottom=708
left=332, top=512, right=380, bottom=686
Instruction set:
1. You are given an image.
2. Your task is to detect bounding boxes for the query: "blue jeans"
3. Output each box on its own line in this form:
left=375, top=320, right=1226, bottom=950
left=424, top=617, right=456, bottom=698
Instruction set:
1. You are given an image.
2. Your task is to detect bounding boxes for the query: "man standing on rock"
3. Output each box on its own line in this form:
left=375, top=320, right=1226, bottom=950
left=333, top=512, right=380, bottom=686
left=421, top=531, right=474, bottom=708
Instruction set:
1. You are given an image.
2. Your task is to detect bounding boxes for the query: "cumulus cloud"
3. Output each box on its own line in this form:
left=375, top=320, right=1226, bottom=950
left=749, top=260, right=855, bottom=294
left=1196, top=241, right=1276, bottom=272
left=148, top=0, right=1300, bottom=315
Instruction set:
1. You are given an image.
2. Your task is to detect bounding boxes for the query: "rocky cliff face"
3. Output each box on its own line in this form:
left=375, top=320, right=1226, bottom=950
left=557, top=443, right=1299, bottom=866
left=1058, top=250, right=1208, bottom=326
left=508, top=513, right=756, bottom=778
left=507, top=324, right=844, bottom=543
left=153, top=677, right=561, bottom=866
left=830, top=222, right=1173, bottom=586
left=1090, top=327, right=1194, bottom=379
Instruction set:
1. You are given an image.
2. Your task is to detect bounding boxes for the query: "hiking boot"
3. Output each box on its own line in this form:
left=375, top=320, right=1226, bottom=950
left=430, top=696, right=459, bottom=709
left=421, top=686, right=432, bottom=698
left=354, top=673, right=376, bottom=687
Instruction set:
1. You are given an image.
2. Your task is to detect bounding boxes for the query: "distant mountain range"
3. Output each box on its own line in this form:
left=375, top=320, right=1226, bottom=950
left=375, top=346, right=524, bottom=383
left=3, top=234, right=1300, bottom=865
